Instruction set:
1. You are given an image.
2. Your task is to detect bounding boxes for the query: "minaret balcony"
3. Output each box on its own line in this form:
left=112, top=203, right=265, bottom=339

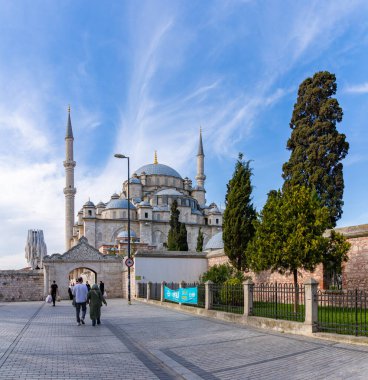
left=63, top=160, right=76, bottom=168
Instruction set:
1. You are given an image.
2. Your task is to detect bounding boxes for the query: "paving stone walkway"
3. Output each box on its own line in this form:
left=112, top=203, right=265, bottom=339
left=0, top=299, right=368, bottom=379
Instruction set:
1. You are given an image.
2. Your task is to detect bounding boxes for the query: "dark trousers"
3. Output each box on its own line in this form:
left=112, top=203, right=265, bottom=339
left=75, top=302, right=87, bottom=322
left=51, top=293, right=56, bottom=306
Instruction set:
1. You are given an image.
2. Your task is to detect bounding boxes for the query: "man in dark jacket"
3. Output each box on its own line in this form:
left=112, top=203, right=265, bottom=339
left=99, top=280, right=105, bottom=295
left=50, top=281, right=58, bottom=306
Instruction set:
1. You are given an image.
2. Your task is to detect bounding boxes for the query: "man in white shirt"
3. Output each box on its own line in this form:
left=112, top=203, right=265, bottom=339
left=72, top=277, right=89, bottom=326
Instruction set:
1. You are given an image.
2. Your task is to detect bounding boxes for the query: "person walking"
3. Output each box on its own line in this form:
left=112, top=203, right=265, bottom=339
left=87, top=284, right=107, bottom=326
left=72, top=277, right=88, bottom=326
left=86, top=281, right=91, bottom=291
left=99, top=280, right=105, bottom=296
left=50, top=280, right=58, bottom=307
left=68, top=284, right=73, bottom=300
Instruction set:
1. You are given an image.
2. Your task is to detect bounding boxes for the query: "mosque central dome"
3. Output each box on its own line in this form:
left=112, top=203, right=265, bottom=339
left=134, top=163, right=182, bottom=179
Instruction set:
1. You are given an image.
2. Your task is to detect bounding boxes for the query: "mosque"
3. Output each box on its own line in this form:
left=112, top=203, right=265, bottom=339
left=64, top=109, right=223, bottom=254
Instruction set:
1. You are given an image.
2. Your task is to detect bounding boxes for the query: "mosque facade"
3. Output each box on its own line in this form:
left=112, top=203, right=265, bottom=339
left=64, top=110, right=223, bottom=254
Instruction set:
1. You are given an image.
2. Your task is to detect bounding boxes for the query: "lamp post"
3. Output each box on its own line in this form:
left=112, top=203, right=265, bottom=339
left=114, top=153, right=131, bottom=305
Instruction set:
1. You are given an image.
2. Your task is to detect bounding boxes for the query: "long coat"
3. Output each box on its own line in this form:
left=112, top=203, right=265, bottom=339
left=87, top=288, right=107, bottom=320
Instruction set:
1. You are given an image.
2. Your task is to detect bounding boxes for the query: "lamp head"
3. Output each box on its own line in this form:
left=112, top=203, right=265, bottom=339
left=114, top=154, right=127, bottom=159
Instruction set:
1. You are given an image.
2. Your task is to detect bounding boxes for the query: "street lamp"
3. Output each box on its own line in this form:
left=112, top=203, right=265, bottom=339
left=114, top=153, right=131, bottom=305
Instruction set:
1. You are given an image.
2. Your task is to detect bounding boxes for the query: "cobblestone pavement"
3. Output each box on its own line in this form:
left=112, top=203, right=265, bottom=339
left=1, top=300, right=368, bottom=379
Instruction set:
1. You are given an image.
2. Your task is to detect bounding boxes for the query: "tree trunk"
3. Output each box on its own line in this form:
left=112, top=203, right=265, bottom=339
left=293, top=269, right=299, bottom=313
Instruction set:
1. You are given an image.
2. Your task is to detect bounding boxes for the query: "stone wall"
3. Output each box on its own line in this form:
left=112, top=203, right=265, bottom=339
left=206, top=224, right=368, bottom=290
left=207, top=250, right=324, bottom=286
left=0, top=270, right=44, bottom=301
left=341, top=235, right=368, bottom=289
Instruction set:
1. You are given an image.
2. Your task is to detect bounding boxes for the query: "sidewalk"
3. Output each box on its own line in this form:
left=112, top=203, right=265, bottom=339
left=1, top=299, right=368, bottom=379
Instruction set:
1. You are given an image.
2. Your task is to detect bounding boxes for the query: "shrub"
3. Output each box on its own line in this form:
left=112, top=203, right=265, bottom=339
left=220, top=278, right=243, bottom=305
left=200, top=263, right=248, bottom=284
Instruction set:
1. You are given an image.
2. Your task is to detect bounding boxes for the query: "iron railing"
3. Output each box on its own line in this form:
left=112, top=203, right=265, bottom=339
left=137, top=282, right=147, bottom=299
left=210, top=283, right=244, bottom=314
left=252, top=283, right=305, bottom=322
left=317, top=289, right=368, bottom=336
left=150, top=282, right=161, bottom=301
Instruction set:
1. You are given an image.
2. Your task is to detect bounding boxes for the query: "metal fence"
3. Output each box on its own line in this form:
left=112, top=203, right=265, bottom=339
left=210, top=283, right=244, bottom=314
left=150, top=282, right=161, bottom=301
left=251, top=283, right=305, bottom=322
left=137, top=282, right=147, bottom=299
left=317, top=289, right=368, bottom=336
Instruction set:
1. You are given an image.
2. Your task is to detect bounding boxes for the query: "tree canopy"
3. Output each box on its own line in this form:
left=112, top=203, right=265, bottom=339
left=248, top=185, right=330, bottom=286
left=282, top=71, right=349, bottom=228
left=223, top=154, right=257, bottom=271
left=167, top=200, right=188, bottom=251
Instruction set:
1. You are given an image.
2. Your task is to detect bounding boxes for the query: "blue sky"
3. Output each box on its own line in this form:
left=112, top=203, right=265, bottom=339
left=1, top=0, right=368, bottom=269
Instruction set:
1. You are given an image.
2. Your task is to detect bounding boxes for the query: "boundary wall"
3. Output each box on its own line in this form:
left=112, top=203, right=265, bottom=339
left=0, top=270, right=44, bottom=301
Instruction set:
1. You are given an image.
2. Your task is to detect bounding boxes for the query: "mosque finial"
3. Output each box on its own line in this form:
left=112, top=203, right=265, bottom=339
left=68, top=105, right=71, bottom=114
left=154, top=150, right=158, bottom=164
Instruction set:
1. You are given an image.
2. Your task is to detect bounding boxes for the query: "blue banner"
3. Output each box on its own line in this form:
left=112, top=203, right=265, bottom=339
left=164, top=286, right=198, bottom=304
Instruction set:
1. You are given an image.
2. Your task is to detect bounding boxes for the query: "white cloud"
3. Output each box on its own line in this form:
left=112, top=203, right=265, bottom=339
left=345, top=82, right=368, bottom=94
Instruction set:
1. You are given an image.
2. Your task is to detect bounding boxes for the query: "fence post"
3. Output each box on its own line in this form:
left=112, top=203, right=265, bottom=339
left=161, top=281, right=166, bottom=303
left=243, top=279, right=254, bottom=317
left=205, top=281, right=213, bottom=310
left=179, top=281, right=186, bottom=305
left=147, top=282, right=152, bottom=301
left=304, top=278, right=318, bottom=333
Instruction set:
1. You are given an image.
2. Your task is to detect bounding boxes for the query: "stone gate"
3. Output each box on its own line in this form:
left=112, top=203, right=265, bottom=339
left=43, top=237, right=124, bottom=299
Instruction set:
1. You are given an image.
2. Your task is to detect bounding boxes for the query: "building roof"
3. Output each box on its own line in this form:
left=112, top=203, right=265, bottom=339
left=204, top=231, right=223, bottom=250
left=134, top=163, right=182, bottom=179
left=105, top=199, right=136, bottom=210
left=83, top=200, right=95, bottom=208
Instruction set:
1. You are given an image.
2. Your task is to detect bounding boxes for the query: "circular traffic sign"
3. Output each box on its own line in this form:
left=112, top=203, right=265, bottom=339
left=125, top=257, right=134, bottom=267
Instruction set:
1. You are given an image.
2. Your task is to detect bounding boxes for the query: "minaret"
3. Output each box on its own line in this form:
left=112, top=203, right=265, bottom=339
left=63, top=106, right=76, bottom=250
left=192, top=128, right=206, bottom=206
left=195, top=128, right=206, bottom=188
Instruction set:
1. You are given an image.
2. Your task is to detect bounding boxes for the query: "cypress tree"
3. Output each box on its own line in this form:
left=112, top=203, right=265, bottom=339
left=196, top=228, right=204, bottom=252
left=282, top=71, right=349, bottom=227
left=167, top=200, right=188, bottom=251
left=223, top=153, right=256, bottom=271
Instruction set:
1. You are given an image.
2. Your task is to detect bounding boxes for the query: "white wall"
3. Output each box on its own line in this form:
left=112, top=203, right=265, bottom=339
left=134, top=256, right=208, bottom=284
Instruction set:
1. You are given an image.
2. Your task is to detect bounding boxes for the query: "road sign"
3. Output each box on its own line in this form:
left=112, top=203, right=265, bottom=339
left=125, top=257, right=134, bottom=267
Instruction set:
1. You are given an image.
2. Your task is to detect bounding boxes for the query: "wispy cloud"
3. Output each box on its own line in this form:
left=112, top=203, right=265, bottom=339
left=344, top=82, right=368, bottom=94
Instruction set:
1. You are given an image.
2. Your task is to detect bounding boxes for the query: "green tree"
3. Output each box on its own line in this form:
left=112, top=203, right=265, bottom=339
left=248, top=185, right=330, bottom=290
left=167, top=200, right=188, bottom=251
left=323, top=230, right=350, bottom=288
left=196, top=228, right=204, bottom=252
left=223, top=154, right=257, bottom=271
left=282, top=71, right=349, bottom=228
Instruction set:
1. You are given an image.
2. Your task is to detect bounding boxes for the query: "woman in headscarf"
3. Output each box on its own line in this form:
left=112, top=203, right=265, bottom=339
left=87, top=284, right=107, bottom=326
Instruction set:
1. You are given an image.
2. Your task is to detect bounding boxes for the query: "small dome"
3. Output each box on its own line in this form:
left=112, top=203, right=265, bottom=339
left=134, top=163, right=182, bottom=179
left=105, top=199, right=136, bottom=210
left=139, top=201, right=151, bottom=207
left=111, top=193, right=120, bottom=199
left=204, top=232, right=223, bottom=250
left=96, top=201, right=106, bottom=208
left=83, top=200, right=95, bottom=208
left=155, top=188, right=183, bottom=196
left=129, top=177, right=141, bottom=184
left=117, top=230, right=137, bottom=239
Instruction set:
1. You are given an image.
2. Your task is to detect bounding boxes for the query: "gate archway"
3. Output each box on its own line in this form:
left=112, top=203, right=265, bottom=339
left=43, top=237, right=124, bottom=299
